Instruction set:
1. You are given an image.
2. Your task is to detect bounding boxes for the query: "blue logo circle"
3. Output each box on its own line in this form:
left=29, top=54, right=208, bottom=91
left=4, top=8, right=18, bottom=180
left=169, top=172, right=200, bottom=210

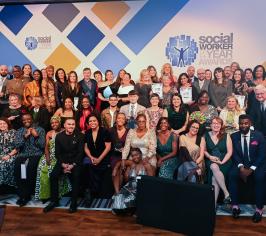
left=25, top=37, right=38, bottom=50
left=166, top=35, right=198, bottom=67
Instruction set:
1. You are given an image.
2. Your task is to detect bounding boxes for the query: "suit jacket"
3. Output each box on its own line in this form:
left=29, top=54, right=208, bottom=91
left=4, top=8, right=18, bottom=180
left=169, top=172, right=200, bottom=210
left=193, top=79, right=210, bottom=94
left=119, top=103, right=146, bottom=120
left=0, top=77, right=8, bottom=104
left=248, top=100, right=266, bottom=137
left=30, top=107, right=51, bottom=132
left=231, top=130, right=266, bottom=169
left=78, top=79, right=98, bottom=107
left=101, top=107, right=119, bottom=128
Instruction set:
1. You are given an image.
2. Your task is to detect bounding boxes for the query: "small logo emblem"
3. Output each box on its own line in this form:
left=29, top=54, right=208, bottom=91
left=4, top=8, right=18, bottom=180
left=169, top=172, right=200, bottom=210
left=25, top=37, right=38, bottom=50
left=166, top=35, right=198, bottom=67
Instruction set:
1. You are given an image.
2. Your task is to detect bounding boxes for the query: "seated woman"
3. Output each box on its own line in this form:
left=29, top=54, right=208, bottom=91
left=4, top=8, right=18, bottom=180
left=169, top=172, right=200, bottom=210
left=122, top=114, right=157, bottom=175
left=23, top=69, right=42, bottom=107
left=76, top=96, right=93, bottom=133
left=0, top=117, right=18, bottom=187
left=219, top=96, right=245, bottom=134
left=112, top=148, right=153, bottom=213
left=179, top=120, right=205, bottom=182
left=145, top=93, right=164, bottom=130
left=189, top=90, right=218, bottom=131
left=156, top=117, right=178, bottom=179
left=35, top=116, right=71, bottom=201
left=204, top=117, right=232, bottom=206
left=83, top=113, right=112, bottom=197
left=109, top=112, right=129, bottom=169
left=2, top=93, right=27, bottom=130
left=54, top=97, right=76, bottom=126
left=163, top=93, right=189, bottom=136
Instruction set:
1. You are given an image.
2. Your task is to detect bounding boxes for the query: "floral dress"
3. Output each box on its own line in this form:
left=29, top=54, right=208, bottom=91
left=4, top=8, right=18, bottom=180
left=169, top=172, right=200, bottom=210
left=35, top=135, right=71, bottom=200
left=0, top=129, right=17, bottom=186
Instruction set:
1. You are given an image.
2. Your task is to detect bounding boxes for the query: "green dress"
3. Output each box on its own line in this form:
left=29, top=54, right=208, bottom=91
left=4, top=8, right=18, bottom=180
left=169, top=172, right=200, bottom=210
left=35, top=135, right=71, bottom=200
left=205, top=132, right=232, bottom=184
left=157, top=133, right=178, bottom=179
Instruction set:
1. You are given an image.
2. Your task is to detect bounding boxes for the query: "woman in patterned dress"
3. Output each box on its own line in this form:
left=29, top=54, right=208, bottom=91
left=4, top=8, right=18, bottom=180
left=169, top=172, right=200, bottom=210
left=0, top=117, right=18, bottom=187
left=35, top=116, right=71, bottom=200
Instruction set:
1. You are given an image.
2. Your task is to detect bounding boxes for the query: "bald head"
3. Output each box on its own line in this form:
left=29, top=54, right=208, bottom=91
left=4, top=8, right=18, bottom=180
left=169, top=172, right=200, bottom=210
left=187, top=66, right=195, bottom=78
left=0, top=65, right=8, bottom=77
left=197, top=68, right=205, bottom=81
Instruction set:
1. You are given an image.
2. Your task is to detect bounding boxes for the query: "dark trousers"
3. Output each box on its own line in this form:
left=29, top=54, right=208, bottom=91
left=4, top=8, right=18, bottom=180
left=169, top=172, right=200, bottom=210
left=0, top=104, right=8, bottom=116
left=82, top=164, right=108, bottom=196
left=14, top=155, right=41, bottom=200
left=50, top=162, right=81, bottom=203
left=228, top=165, right=265, bottom=209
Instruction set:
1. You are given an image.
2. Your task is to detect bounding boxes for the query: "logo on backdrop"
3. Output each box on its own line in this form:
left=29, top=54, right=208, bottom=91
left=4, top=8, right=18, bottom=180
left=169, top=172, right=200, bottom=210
left=25, top=36, right=51, bottom=50
left=166, top=35, right=198, bottom=67
left=166, top=33, right=234, bottom=67
left=25, top=37, right=38, bottom=50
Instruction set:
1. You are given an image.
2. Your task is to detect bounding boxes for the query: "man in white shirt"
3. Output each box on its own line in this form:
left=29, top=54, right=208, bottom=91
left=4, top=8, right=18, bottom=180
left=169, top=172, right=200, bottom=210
left=120, top=90, right=145, bottom=128
left=229, top=114, right=266, bottom=222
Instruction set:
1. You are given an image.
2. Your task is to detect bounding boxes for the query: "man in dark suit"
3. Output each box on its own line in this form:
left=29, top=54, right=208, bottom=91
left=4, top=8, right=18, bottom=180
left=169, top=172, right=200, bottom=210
left=248, top=84, right=266, bottom=138
left=193, top=68, right=210, bottom=94
left=187, top=65, right=198, bottom=83
left=229, top=114, right=266, bottom=223
left=29, top=96, right=51, bottom=132
left=78, top=68, right=98, bottom=108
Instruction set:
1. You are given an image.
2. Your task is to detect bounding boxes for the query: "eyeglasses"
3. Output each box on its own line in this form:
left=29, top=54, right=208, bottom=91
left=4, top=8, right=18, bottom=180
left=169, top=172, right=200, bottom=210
left=191, top=126, right=199, bottom=130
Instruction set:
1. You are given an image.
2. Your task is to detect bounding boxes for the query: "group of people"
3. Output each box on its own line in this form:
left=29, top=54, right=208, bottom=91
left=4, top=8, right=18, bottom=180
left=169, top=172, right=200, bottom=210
left=0, top=62, right=266, bottom=222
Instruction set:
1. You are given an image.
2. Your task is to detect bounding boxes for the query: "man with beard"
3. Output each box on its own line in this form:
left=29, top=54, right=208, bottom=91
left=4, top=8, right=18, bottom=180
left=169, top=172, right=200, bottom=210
left=229, top=114, right=266, bottom=223
left=14, top=113, right=45, bottom=206
left=43, top=118, right=84, bottom=213
left=0, top=65, right=10, bottom=115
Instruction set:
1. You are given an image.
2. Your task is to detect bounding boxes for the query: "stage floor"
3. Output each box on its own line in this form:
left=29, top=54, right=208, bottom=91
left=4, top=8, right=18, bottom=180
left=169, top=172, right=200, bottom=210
left=1, top=206, right=266, bottom=235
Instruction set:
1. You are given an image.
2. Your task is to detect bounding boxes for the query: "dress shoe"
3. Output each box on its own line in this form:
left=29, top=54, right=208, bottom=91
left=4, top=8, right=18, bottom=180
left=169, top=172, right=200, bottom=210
left=16, top=198, right=28, bottom=207
left=68, top=202, right=77, bottom=213
left=83, top=189, right=92, bottom=208
left=43, top=201, right=59, bottom=213
left=232, top=208, right=241, bottom=219
left=223, top=196, right=232, bottom=205
left=252, top=211, right=262, bottom=223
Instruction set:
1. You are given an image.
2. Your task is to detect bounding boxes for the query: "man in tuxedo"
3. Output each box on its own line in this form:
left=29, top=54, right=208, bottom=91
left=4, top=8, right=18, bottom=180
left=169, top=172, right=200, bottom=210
left=120, top=90, right=145, bottom=129
left=78, top=68, right=98, bottom=108
left=193, top=68, right=210, bottom=94
left=229, top=114, right=266, bottom=222
left=248, top=84, right=266, bottom=138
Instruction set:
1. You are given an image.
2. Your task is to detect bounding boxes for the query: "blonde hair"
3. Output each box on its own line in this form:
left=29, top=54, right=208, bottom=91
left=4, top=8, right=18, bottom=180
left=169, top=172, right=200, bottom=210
left=225, top=96, right=241, bottom=114
left=161, top=63, right=174, bottom=78
left=139, top=69, right=151, bottom=84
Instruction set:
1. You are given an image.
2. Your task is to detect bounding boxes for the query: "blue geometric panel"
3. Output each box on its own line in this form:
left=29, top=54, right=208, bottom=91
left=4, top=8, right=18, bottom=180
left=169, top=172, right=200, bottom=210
left=0, top=5, right=33, bottom=35
left=0, top=32, right=36, bottom=69
left=67, top=17, right=105, bottom=56
left=93, top=43, right=130, bottom=75
left=117, top=0, right=189, bottom=54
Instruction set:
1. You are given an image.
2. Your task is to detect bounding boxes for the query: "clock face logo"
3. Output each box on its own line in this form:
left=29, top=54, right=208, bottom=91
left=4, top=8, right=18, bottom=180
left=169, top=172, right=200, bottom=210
left=166, top=35, right=198, bottom=67
left=25, top=37, right=38, bottom=50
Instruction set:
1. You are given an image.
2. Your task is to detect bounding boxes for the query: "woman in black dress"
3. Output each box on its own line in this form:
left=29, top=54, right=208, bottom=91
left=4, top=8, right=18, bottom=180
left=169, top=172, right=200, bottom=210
left=83, top=113, right=112, bottom=197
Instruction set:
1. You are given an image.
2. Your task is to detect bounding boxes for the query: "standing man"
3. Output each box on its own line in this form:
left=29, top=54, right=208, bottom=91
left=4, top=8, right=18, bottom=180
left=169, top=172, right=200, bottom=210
left=187, top=65, right=197, bottom=83
left=14, top=113, right=45, bottom=206
left=229, top=114, right=266, bottom=222
left=0, top=65, right=10, bottom=115
left=79, top=68, right=98, bottom=108
left=248, top=84, right=266, bottom=138
left=44, top=118, right=84, bottom=213
left=224, top=66, right=233, bottom=80
left=101, top=94, right=119, bottom=128
left=193, top=68, right=210, bottom=94
left=120, top=90, right=146, bottom=129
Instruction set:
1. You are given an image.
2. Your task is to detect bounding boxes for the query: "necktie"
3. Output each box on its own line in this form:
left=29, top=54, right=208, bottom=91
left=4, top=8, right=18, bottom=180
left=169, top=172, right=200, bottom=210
left=243, top=136, right=250, bottom=163
left=130, top=104, right=135, bottom=118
